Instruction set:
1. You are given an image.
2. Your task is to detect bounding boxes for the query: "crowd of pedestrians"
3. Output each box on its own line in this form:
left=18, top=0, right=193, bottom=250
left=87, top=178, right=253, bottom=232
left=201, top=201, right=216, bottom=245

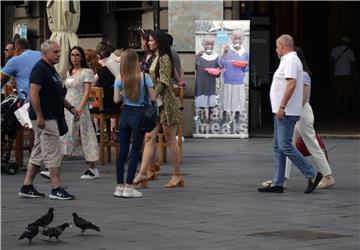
left=1, top=29, right=186, bottom=200
left=0, top=31, right=339, bottom=200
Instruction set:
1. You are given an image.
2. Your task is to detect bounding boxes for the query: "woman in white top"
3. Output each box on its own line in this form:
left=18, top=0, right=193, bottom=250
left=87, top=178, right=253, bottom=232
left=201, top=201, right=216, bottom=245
left=62, top=46, right=99, bottom=180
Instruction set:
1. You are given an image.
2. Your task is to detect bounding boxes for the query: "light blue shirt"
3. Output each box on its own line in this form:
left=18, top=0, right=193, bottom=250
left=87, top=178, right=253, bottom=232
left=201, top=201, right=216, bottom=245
left=1, top=50, right=41, bottom=98
left=114, top=74, right=153, bottom=107
left=303, top=71, right=311, bottom=103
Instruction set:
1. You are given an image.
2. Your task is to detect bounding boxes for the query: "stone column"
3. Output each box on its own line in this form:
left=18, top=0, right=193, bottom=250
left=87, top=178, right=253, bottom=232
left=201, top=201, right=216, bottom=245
left=168, top=1, right=223, bottom=137
left=168, top=1, right=223, bottom=51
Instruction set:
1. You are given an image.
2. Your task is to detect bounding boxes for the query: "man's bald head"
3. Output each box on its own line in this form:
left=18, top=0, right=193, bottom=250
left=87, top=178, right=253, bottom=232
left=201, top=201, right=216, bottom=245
left=275, top=34, right=294, bottom=57
left=276, top=34, right=294, bottom=49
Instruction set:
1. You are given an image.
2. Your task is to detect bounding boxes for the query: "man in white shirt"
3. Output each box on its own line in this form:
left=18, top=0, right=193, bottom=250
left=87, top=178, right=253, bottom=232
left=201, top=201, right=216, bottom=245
left=330, top=36, right=357, bottom=112
left=258, top=34, right=322, bottom=194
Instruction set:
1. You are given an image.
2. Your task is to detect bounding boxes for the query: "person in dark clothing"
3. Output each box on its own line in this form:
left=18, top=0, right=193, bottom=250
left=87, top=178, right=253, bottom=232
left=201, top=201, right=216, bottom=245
left=95, top=46, right=121, bottom=140
left=18, top=40, right=79, bottom=200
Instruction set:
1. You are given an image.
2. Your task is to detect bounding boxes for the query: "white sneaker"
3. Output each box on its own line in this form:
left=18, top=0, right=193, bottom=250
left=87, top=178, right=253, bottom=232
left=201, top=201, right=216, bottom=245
left=121, top=187, right=143, bottom=198
left=40, top=171, right=51, bottom=180
left=113, top=186, right=124, bottom=197
left=80, top=169, right=100, bottom=180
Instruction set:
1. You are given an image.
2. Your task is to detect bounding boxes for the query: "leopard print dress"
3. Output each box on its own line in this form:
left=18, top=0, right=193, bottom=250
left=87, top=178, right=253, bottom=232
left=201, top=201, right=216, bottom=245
left=149, top=54, right=180, bottom=126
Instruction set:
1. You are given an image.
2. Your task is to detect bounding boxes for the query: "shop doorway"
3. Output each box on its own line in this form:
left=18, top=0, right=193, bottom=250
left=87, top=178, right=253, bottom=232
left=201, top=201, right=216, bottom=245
left=249, top=1, right=360, bottom=136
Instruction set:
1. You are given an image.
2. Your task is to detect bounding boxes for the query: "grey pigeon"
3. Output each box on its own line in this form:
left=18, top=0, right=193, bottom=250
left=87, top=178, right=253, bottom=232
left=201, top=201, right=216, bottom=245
left=28, top=207, right=54, bottom=229
left=72, top=213, right=100, bottom=234
left=42, top=223, right=70, bottom=241
left=19, top=224, right=39, bottom=243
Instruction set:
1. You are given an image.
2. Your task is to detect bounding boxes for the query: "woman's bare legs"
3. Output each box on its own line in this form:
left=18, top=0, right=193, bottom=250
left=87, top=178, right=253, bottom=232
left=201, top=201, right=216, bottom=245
left=88, top=161, right=96, bottom=170
left=162, top=124, right=183, bottom=187
left=133, top=124, right=159, bottom=184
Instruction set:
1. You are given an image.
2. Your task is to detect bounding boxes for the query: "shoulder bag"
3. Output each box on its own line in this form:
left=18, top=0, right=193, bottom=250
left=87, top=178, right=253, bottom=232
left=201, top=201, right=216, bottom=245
left=139, top=73, right=158, bottom=132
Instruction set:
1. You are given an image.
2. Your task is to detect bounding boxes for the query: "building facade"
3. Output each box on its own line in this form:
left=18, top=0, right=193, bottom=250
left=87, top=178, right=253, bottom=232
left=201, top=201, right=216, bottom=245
left=2, top=1, right=359, bottom=136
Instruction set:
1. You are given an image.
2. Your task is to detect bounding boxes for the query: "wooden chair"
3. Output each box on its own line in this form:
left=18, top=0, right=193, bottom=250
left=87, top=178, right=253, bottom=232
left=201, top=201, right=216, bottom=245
left=4, top=84, right=15, bottom=96
left=156, top=86, right=184, bottom=164
left=89, top=87, right=120, bottom=165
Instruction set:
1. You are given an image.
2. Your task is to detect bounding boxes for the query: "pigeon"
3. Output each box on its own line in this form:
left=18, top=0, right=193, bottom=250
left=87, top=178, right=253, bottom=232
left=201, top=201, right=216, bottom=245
left=19, top=224, right=39, bottom=243
left=42, top=223, right=70, bottom=241
left=28, top=207, right=54, bottom=229
left=72, top=213, right=100, bottom=234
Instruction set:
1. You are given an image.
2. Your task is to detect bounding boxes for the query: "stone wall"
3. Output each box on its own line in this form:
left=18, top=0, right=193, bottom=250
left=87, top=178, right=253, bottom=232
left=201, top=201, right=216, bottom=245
left=168, top=1, right=223, bottom=51
left=168, top=1, right=223, bottom=137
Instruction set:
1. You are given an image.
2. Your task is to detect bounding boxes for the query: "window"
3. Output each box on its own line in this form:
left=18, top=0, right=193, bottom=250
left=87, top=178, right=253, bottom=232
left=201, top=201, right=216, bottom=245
left=77, top=2, right=102, bottom=36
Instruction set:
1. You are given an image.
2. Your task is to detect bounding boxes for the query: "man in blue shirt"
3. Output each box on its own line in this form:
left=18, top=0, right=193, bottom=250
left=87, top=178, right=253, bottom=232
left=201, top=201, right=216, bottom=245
left=1, top=38, right=41, bottom=99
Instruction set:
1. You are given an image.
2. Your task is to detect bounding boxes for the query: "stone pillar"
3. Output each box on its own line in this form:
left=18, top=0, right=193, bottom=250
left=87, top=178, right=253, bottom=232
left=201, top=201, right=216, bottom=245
left=168, top=1, right=223, bottom=137
left=168, top=1, right=223, bottom=51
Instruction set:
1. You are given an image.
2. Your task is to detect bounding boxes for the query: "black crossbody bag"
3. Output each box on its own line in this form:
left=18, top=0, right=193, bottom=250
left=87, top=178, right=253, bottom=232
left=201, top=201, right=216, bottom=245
left=139, top=73, right=158, bottom=132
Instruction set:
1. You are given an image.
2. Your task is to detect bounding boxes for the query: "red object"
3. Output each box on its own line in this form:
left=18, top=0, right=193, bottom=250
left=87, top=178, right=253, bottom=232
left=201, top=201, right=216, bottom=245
left=204, top=68, right=223, bottom=75
left=230, top=60, right=248, bottom=68
left=92, top=100, right=100, bottom=109
left=296, top=134, right=327, bottom=158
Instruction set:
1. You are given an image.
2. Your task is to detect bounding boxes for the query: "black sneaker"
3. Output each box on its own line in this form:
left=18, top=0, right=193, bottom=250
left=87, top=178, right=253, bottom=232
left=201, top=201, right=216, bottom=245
left=257, top=185, right=284, bottom=193
left=49, top=187, right=75, bottom=200
left=18, top=185, right=45, bottom=198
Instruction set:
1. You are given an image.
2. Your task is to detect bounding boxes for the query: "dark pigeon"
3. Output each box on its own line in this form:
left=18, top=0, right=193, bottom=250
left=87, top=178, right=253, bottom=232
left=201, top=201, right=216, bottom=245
left=19, top=224, right=39, bottom=243
left=72, top=213, right=100, bottom=234
left=42, top=223, right=70, bottom=241
left=28, top=207, right=54, bottom=229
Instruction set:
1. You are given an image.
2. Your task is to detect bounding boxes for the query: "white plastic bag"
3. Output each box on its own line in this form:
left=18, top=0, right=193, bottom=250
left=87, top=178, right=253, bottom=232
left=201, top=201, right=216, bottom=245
left=14, top=102, right=32, bottom=129
left=105, top=53, right=121, bottom=77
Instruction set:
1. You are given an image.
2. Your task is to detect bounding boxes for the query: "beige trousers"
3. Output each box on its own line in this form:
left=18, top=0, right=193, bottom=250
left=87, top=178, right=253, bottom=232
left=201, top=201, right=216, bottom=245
left=285, top=103, right=332, bottom=178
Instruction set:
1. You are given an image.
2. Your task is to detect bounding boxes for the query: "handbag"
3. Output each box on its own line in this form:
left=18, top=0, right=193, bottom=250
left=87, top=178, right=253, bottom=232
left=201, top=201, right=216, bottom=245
left=139, top=73, right=158, bottom=132
left=295, top=134, right=328, bottom=161
left=57, top=114, right=68, bottom=136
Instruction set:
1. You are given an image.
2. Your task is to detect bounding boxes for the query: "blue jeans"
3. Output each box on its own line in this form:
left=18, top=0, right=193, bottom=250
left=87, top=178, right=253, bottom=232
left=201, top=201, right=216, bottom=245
left=272, top=115, right=316, bottom=186
left=116, top=105, right=145, bottom=185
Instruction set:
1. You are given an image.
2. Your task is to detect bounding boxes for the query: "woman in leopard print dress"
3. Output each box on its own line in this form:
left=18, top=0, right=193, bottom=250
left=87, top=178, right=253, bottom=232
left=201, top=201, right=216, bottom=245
left=133, top=30, right=184, bottom=188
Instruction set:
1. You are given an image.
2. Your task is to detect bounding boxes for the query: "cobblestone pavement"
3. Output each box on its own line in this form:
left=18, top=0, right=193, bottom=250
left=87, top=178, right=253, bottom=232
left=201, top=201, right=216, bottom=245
left=1, top=138, right=359, bottom=250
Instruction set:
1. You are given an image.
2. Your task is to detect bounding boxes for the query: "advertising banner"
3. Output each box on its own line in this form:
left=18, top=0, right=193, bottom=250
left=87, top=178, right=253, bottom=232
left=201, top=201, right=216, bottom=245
left=193, top=20, right=250, bottom=138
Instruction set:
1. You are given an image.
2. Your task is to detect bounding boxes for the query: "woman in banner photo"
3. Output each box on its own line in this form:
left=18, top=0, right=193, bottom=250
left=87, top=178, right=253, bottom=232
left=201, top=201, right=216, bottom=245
left=218, top=29, right=249, bottom=131
left=62, top=46, right=100, bottom=180
left=195, top=35, right=220, bottom=134
left=113, top=49, right=155, bottom=198
left=133, top=30, right=184, bottom=188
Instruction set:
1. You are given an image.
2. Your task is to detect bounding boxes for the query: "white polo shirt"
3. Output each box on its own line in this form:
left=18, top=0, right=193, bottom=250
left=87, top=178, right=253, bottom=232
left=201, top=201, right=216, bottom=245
left=270, top=51, right=303, bottom=116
